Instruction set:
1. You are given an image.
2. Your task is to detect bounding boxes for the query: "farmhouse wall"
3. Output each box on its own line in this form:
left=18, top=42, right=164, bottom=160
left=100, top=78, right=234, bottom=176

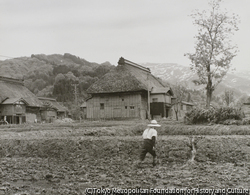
left=41, top=110, right=57, bottom=123
left=87, top=93, right=147, bottom=119
left=150, top=94, right=171, bottom=104
left=1, top=104, right=14, bottom=115
left=0, top=104, right=27, bottom=116
left=26, top=113, right=37, bottom=123
left=0, top=104, right=27, bottom=124
left=140, top=93, right=148, bottom=120
left=26, top=107, right=41, bottom=122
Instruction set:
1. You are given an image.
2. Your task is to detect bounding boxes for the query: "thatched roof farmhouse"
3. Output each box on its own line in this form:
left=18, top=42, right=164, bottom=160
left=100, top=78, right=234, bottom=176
left=86, top=57, right=174, bottom=119
left=0, top=76, right=43, bottom=124
left=0, top=76, right=42, bottom=107
left=0, top=76, right=67, bottom=124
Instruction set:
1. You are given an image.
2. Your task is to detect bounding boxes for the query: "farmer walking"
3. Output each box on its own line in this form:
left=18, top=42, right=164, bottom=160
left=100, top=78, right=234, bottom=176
left=138, top=120, right=161, bottom=167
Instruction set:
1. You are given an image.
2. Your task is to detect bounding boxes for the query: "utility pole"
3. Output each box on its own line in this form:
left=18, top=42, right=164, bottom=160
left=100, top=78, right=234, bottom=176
left=71, top=83, right=79, bottom=105
left=147, top=72, right=151, bottom=120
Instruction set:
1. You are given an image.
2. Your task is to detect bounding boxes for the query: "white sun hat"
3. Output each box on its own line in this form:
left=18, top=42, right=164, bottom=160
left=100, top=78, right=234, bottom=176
left=147, top=120, right=161, bottom=127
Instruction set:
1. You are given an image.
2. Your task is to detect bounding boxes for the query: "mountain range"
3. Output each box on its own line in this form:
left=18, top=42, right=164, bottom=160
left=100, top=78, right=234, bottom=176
left=142, top=63, right=250, bottom=98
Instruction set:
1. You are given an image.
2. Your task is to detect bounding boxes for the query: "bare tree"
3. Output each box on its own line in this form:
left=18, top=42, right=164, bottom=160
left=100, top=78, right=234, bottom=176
left=185, top=0, right=240, bottom=108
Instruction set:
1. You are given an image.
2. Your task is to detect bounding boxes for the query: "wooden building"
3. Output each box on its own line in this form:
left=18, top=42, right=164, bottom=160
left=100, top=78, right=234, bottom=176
left=0, top=98, right=27, bottom=124
left=86, top=57, right=174, bottom=119
left=172, top=101, right=195, bottom=120
left=150, top=87, right=173, bottom=118
left=0, top=76, right=68, bottom=124
left=80, top=102, right=87, bottom=119
left=38, top=97, right=68, bottom=122
left=0, top=76, right=43, bottom=124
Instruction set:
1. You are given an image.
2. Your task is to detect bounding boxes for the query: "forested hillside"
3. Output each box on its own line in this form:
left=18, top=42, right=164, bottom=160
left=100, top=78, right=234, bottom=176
left=0, top=53, right=114, bottom=105
left=1, top=54, right=249, bottom=116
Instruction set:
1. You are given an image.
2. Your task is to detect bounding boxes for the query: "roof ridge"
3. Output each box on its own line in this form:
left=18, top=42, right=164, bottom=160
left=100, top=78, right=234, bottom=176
left=38, top=97, right=56, bottom=101
left=118, top=57, right=150, bottom=73
left=0, top=76, right=24, bottom=85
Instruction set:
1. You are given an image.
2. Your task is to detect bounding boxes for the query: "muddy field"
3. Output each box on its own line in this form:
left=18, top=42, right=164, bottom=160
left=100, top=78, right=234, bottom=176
left=0, top=120, right=250, bottom=194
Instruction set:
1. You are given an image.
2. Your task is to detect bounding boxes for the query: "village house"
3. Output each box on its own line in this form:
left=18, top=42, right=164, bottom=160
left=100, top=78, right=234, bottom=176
left=38, top=97, right=68, bottom=123
left=86, top=57, right=174, bottom=120
left=0, top=76, right=68, bottom=124
left=0, top=76, right=42, bottom=124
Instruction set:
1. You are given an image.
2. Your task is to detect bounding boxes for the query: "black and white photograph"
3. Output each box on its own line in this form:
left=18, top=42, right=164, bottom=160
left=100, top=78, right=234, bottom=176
left=0, top=0, right=250, bottom=194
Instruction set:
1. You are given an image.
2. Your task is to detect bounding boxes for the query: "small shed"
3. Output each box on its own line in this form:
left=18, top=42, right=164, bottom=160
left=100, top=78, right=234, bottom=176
left=172, top=100, right=194, bottom=120
left=181, top=101, right=194, bottom=112
left=38, top=97, right=68, bottom=122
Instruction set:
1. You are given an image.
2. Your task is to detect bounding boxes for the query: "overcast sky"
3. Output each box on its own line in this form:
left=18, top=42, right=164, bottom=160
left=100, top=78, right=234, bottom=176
left=1, top=0, right=249, bottom=70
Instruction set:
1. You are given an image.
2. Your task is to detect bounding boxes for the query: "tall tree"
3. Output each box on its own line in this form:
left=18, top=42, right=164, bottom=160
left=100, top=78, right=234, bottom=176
left=185, top=0, right=239, bottom=108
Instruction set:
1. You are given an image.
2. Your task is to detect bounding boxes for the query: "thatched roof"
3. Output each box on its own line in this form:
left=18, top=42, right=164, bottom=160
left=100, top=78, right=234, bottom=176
left=87, top=57, right=171, bottom=94
left=87, top=65, right=147, bottom=93
left=38, top=97, right=68, bottom=112
left=0, top=76, right=43, bottom=107
left=1, top=97, right=29, bottom=105
left=0, top=96, right=8, bottom=103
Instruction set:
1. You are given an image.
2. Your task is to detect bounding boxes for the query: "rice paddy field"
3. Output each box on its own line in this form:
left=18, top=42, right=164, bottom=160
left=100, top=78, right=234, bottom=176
left=0, top=119, right=250, bottom=194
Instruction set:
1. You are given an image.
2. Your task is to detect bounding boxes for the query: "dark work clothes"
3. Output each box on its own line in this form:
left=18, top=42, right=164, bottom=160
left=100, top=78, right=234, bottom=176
left=140, top=137, right=156, bottom=161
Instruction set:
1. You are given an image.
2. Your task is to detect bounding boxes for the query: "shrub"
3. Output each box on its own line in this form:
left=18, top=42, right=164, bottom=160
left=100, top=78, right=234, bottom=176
left=185, top=107, right=244, bottom=124
left=213, top=107, right=243, bottom=123
left=185, top=108, right=216, bottom=124
left=242, top=118, right=250, bottom=125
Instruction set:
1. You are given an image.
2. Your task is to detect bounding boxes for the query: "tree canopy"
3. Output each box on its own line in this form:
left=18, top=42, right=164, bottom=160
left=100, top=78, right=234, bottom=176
left=185, top=0, right=240, bottom=108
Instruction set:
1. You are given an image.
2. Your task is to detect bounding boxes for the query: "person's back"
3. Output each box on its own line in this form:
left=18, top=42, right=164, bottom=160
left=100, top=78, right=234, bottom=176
left=138, top=120, right=160, bottom=167
left=142, top=127, right=157, bottom=140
